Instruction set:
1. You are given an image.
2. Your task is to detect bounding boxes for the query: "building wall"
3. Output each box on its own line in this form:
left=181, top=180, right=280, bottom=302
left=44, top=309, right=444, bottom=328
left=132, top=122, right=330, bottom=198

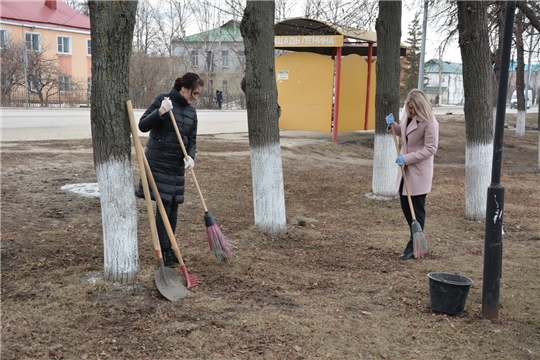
left=425, top=72, right=464, bottom=105
left=1, top=22, right=91, bottom=104
left=172, top=40, right=246, bottom=108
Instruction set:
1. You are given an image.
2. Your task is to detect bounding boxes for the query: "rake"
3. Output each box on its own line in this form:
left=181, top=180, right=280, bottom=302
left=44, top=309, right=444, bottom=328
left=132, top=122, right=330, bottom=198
left=167, top=108, right=236, bottom=261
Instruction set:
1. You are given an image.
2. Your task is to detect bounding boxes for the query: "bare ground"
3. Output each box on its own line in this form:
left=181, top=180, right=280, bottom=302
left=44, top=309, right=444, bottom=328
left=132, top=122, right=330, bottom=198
left=1, top=114, right=539, bottom=359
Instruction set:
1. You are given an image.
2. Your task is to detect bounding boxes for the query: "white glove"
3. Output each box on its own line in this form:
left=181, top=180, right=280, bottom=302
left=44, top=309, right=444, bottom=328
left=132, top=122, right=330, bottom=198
left=184, top=156, right=194, bottom=170
left=161, top=99, right=173, bottom=112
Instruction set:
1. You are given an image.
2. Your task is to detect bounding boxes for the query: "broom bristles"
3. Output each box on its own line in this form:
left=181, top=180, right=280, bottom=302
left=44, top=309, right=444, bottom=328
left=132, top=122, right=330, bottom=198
left=207, top=224, right=237, bottom=261
left=413, top=231, right=428, bottom=258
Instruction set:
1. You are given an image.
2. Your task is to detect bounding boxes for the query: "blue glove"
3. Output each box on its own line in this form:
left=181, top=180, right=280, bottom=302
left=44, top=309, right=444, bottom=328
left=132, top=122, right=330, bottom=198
left=385, top=113, right=395, bottom=126
left=396, top=156, right=405, bottom=166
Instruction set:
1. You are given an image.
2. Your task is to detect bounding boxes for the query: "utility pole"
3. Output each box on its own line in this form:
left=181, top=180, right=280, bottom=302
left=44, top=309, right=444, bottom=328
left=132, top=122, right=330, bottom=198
left=483, top=0, right=516, bottom=321
left=23, top=45, right=29, bottom=107
left=417, top=0, right=428, bottom=91
left=438, top=47, right=442, bottom=106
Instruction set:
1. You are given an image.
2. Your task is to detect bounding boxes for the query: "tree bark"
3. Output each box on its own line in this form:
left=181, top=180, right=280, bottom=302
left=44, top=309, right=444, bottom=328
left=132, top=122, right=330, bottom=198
left=372, top=1, right=401, bottom=196
left=515, top=12, right=526, bottom=137
left=457, top=1, right=493, bottom=221
left=240, top=0, right=287, bottom=235
left=89, top=1, right=140, bottom=283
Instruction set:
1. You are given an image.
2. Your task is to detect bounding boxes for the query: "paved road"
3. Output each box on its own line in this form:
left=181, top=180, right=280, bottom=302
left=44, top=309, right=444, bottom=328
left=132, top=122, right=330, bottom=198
left=1, top=105, right=537, bottom=142
left=1, top=108, right=248, bottom=142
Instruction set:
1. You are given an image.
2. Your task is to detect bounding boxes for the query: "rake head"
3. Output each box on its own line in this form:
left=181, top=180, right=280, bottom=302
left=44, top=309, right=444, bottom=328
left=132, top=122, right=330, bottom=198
left=180, top=264, right=198, bottom=290
left=207, top=224, right=237, bottom=261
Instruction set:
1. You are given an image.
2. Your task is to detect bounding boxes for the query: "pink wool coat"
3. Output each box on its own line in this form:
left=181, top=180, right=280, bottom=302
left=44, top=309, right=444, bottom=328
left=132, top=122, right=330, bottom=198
left=391, top=111, right=439, bottom=196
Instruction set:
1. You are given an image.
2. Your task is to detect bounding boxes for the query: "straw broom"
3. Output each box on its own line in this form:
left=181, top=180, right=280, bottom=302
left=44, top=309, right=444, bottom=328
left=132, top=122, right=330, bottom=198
left=167, top=109, right=236, bottom=261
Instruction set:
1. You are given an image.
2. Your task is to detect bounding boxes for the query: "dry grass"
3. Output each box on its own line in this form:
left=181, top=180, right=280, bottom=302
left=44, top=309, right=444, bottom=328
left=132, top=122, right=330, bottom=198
left=1, top=113, right=539, bottom=359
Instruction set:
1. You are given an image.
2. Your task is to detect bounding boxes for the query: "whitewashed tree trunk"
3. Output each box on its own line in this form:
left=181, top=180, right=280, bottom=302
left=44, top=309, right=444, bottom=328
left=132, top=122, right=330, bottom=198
left=465, top=143, right=493, bottom=220
left=372, top=134, right=399, bottom=196
left=458, top=1, right=493, bottom=222
left=515, top=12, right=526, bottom=138
left=96, top=161, right=139, bottom=282
left=89, top=1, right=140, bottom=282
left=241, top=0, right=287, bottom=235
left=373, top=1, right=402, bottom=197
left=516, top=110, right=526, bottom=137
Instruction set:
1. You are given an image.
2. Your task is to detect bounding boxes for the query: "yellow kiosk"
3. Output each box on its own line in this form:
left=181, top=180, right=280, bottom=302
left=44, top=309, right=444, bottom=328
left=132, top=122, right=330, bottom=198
left=274, top=18, right=406, bottom=141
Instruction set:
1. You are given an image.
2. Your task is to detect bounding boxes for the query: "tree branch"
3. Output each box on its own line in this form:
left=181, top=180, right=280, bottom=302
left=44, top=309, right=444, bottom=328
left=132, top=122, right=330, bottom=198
left=517, top=1, right=540, bottom=33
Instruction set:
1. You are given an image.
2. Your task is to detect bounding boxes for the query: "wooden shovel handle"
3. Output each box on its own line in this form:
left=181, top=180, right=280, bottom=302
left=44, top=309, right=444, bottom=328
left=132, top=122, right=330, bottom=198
left=126, top=100, right=162, bottom=260
left=166, top=106, right=208, bottom=212
left=391, top=125, right=417, bottom=221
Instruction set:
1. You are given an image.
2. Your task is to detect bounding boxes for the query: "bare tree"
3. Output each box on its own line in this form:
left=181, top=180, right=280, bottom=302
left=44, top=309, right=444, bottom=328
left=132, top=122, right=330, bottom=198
left=372, top=1, right=401, bottom=197
left=241, top=0, right=287, bottom=235
left=458, top=1, right=494, bottom=222
left=88, top=0, right=139, bottom=283
left=133, top=0, right=160, bottom=55
left=514, top=11, right=527, bottom=137
left=153, top=0, right=194, bottom=56
left=1, top=39, right=25, bottom=105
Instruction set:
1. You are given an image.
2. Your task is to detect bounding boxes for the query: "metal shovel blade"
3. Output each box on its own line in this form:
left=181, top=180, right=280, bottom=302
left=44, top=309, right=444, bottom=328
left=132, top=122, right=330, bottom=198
left=154, top=263, right=190, bottom=301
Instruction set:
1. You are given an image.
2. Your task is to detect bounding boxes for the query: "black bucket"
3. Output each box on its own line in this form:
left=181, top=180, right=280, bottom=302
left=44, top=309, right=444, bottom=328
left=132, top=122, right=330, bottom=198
left=427, top=272, right=474, bottom=315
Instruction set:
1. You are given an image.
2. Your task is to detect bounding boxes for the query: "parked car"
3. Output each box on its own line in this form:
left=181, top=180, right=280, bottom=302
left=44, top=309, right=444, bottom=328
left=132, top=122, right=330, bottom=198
left=510, top=90, right=532, bottom=109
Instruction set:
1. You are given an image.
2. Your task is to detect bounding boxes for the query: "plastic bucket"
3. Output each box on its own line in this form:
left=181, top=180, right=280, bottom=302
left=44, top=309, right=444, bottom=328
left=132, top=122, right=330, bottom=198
left=427, top=272, right=474, bottom=315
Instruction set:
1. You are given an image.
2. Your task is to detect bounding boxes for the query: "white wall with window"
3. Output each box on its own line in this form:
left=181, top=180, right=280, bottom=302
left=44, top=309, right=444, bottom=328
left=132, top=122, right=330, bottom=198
left=0, top=29, right=8, bottom=49
left=25, top=32, right=41, bottom=52
left=222, top=50, right=229, bottom=68
left=57, top=36, right=71, bottom=54
left=86, top=38, right=91, bottom=56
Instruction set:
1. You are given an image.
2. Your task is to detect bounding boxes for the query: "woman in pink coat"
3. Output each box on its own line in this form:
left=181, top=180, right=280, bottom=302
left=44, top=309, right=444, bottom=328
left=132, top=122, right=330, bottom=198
left=387, top=89, right=439, bottom=260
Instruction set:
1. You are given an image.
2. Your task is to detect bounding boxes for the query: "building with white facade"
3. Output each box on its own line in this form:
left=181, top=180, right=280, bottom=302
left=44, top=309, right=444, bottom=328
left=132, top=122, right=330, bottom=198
left=423, top=59, right=464, bottom=105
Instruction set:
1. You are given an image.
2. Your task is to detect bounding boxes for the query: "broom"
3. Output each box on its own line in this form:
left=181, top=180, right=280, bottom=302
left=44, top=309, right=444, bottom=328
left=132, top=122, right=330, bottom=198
left=390, top=119, right=428, bottom=258
left=167, top=108, right=236, bottom=261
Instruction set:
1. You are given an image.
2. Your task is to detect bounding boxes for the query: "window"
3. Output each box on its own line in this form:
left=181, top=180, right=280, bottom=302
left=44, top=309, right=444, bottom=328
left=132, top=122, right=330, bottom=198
left=59, top=76, right=71, bottom=92
left=206, top=51, right=214, bottom=72
left=0, top=29, right=7, bottom=49
left=222, top=51, right=229, bottom=68
left=87, top=77, right=92, bottom=93
left=25, top=32, right=42, bottom=52
left=57, top=36, right=71, bottom=54
left=87, top=39, right=91, bottom=56
left=191, top=50, right=198, bottom=67
left=238, top=50, right=245, bottom=65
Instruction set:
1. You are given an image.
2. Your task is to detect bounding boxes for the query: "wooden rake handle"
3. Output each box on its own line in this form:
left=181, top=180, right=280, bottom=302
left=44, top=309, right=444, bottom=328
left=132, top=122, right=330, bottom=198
left=127, top=101, right=187, bottom=266
left=391, top=125, right=417, bottom=221
left=166, top=108, right=208, bottom=213
left=127, top=100, right=162, bottom=260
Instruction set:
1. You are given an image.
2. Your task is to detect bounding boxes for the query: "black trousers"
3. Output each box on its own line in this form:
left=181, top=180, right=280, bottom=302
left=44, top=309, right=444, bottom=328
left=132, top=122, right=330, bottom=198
left=155, top=197, right=179, bottom=250
left=399, top=180, right=426, bottom=251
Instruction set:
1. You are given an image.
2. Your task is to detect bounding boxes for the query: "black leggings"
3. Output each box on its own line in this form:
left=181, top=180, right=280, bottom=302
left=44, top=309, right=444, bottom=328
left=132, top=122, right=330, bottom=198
left=399, top=180, right=426, bottom=251
left=155, top=197, right=179, bottom=250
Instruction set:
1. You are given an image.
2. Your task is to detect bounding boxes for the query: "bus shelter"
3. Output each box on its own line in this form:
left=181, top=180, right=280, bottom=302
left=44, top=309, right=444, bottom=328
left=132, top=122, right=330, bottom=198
left=274, top=18, right=406, bottom=141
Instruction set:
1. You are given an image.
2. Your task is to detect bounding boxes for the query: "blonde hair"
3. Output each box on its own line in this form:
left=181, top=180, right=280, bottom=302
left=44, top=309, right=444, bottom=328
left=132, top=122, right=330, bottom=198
left=405, top=89, right=434, bottom=122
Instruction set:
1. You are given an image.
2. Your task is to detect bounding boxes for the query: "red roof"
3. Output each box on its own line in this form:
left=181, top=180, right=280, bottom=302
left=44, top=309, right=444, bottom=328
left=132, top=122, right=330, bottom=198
left=1, top=0, right=90, bottom=31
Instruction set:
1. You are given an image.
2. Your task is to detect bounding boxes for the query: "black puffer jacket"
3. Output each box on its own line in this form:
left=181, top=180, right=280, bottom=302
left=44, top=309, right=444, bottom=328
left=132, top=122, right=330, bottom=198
left=136, top=87, right=197, bottom=204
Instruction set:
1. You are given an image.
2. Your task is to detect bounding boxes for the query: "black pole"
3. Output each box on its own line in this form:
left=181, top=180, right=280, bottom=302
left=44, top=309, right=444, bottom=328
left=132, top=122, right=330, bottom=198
left=482, top=0, right=516, bottom=321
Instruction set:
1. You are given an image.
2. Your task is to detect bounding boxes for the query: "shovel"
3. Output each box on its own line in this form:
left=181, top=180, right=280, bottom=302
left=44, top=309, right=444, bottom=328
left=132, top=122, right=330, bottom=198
left=127, top=100, right=189, bottom=300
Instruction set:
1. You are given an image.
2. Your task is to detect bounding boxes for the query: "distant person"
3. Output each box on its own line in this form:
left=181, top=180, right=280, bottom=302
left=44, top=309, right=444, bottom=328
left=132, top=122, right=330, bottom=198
left=137, top=72, right=204, bottom=267
left=216, top=90, right=223, bottom=110
left=212, top=97, right=218, bottom=110
left=386, top=89, right=439, bottom=260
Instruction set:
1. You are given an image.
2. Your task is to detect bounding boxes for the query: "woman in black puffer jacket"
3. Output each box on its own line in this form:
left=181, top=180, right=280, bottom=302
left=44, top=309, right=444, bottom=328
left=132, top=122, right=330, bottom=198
left=137, top=72, right=204, bottom=267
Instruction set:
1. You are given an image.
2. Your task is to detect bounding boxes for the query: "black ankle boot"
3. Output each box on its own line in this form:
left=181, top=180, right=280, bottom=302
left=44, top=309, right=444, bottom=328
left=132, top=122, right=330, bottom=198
left=162, top=248, right=179, bottom=268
